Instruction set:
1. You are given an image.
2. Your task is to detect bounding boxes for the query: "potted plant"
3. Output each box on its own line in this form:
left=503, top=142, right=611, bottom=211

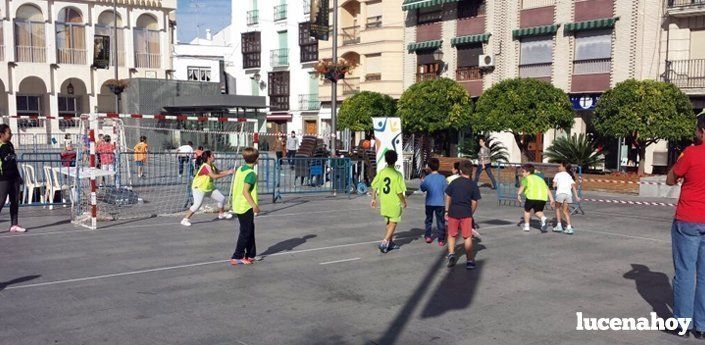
left=105, top=79, right=130, bottom=95
left=314, top=58, right=358, bottom=82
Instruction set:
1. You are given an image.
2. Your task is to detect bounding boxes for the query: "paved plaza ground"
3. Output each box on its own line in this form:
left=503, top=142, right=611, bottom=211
left=0, top=188, right=695, bottom=345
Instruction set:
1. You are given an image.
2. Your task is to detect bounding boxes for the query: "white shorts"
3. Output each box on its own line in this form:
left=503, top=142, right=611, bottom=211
left=555, top=193, right=573, bottom=204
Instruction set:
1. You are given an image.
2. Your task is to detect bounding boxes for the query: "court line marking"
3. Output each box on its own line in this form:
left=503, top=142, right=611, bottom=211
left=578, top=228, right=667, bottom=243
left=5, top=224, right=511, bottom=291
left=319, top=257, right=361, bottom=265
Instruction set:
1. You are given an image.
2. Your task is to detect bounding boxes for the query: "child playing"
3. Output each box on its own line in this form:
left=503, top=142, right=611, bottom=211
left=181, top=150, right=234, bottom=227
left=371, top=150, right=407, bottom=253
left=517, top=164, right=555, bottom=232
left=231, top=147, right=261, bottom=265
left=552, top=162, right=580, bottom=235
left=134, top=136, right=148, bottom=178
left=420, top=158, right=447, bottom=246
left=446, top=161, right=461, bottom=184
left=444, top=160, right=481, bottom=269
left=97, top=135, right=116, bottom=185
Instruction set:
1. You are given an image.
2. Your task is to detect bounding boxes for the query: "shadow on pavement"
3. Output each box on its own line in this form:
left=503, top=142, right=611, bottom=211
left=394, top=228, right=425, bottom=246
left=260, top=234, right=317, bottom=258
left=0, top=275, right=41, bottom=291
left=624, top=264, right=673, bottom=319
left=421, top=260, right=484, bottom=318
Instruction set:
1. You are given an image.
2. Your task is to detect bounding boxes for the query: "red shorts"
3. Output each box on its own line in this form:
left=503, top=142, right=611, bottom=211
left=447, top=217, right=473, bottom=239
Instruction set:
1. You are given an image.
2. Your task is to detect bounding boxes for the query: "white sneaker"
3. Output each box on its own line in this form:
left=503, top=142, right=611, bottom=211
left=553, top=224, right=564, bottom=232
left=540, top=217, right=549, bottom=232
left=180, top=218, right=192, bottom=226
left=564, top=225, right=574, bottom=235
left=9, top=225, right=26, bottom=233
left=218, top=213, right=233, bottom=220
left=523, top=224, right=530, bottom=232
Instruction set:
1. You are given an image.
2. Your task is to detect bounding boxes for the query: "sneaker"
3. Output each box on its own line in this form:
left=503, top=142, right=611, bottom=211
left=180, top=218, right=192, bottom=227
left=424, top=236, right=433, bottom=244
left=540, top=220, right=549, bottom=233
left=218, top=213, right=233, bottom=220
left=378, top=241, right=388, bottom=253
left=447, top=253, right=458, bottom=268
left=230, top=258, right=253, bottom=266
left=472, top=229, right=482, bottom=243
left=9, top=225, right=26, bottom=233
left=247, top=256, right=262, bottom=262
left=564, top=226, right=574, bottom=235
left=523, top=224, right=531, bottom=232
left=438, top=240, right=446, bottom=247
left=553, top=224, right=564, bottom=232
left=466, top=260, right=476, bottom=270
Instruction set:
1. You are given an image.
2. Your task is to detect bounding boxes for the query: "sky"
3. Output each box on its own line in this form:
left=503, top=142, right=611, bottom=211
left=176, top=0, right=231, bottom=43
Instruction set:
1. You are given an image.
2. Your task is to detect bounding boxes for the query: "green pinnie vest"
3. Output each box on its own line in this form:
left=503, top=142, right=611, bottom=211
left=232, top=165, right=258, bottom=214
left=191, top=163, right=216, bottom=192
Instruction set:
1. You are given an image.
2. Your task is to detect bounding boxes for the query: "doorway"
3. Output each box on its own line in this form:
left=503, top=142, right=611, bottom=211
left=305, top=120, right=317, bottom=135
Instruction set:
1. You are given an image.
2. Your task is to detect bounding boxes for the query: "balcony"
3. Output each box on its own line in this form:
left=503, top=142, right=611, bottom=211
left=304, top=0, right=311, bottom=15
left=366, top=16, right=382, bottom=29
left=341, top=26, right=360, bottom=45
left=299, top=94, right=320, bottom=111
left=456, top=66, right=482, bottom=81
left=270, top=49, right=289, bottom=67
left=573, top=58, right=611, bottom=75
left=247, top=10, right=259, bottom=25
left=270, top=96, right=290, bottom=111
left=665, top=59, right=705, bottom=89
left=416, top=72, right=439, bottom=82
left=57, top=48, right=86, bottom=65
left=365, top=73, right=382, bottom=81
left=135, top=53, right=161, bottom=68
left=18, top=118, right=45, bottom=129
left=16, top=45, right=46, bottom=63
left=274, top=4, right=287, bottom=21
left=667, top=0, right=705, bottom=16
left=518, top=63, right=552, bottom=79
left=342, top=77, right=360, bottom=95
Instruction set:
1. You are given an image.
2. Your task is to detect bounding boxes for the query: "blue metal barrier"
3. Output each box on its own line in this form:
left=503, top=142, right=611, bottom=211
left=273, top=157, right=354, bottom=202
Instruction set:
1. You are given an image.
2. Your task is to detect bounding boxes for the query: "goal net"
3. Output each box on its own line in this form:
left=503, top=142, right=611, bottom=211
left=71, top=114, right=258, bottom=229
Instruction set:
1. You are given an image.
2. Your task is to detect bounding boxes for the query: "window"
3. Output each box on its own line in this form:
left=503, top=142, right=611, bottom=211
left=574, top=29, right=612, bottom=74
left=366, top=1, right=383, bottom=29
left=299, top=22, right=318, bottom=62
left=456, top=44, right=482, bottom=80
left=458, top=0, right=486, bottom=19
left=16, top=95, right=42, bottom=128
left=134, top=14, right=160, bottom=68
left=417, top=7, right=442, bottom=25
left=56, top=8, right=85, bottom=64
left=242, top=32, right=261, bottom=68
left=187, top=66, right=211, bottom=81
left=15, top=5, right=46, bottom=63
left=365, top=53, right=382, bottom=81
left=416, top=52, right=441, bottom=82
left=268, top=71, right=290, bottom=111
left=58, top=96, right=77, bottom=115
left=519, top=36, right=553, bottom=78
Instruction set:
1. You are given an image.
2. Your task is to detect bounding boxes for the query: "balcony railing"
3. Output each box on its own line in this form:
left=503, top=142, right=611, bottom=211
left=341, top=26, right=360, bottom=45
left=573, top=58, right=611, bottom=75
left=16, top=45, right=46, bottom=63
left=274, top=4, right=287, bottom=21
left=299, top=94, right=320, bottom=111
left=18, top=117, right=44, bottom=129
left=135, top=53, right=161, bottom=68
left=416, top=72, right=439, bottom=82
left=365, top=73, right=382, bottom=81
left=57, top=48, right=86, bottom=65
left=247, top=10, right=259, bottom=25
left=456, top=66, right=482, bottom=81
left=665, top=59, right=705, bottom=89
left=518, top=63, right=552, bottom=78
left=270, top=96, right=290, bottom=111
left=342, top=77, right=360, bottom=95
left=366, top=16, right=383, bottom=29
left=668, top=0, right=705, bottom=9
left=270, top=48, right=289, bottom=67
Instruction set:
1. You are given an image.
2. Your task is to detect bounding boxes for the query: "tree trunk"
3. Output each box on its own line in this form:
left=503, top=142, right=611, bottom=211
left=637, top=145, right=647, bottom=176
left=514, top=133, right=532, bottom=163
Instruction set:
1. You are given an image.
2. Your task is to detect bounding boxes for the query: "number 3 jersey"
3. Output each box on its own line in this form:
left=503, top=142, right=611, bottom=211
left=371, top=166, right=407, bottom=219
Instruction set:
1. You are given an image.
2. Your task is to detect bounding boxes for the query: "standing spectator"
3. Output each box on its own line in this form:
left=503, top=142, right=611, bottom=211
left=274, top=135, right=285, bottom=163
left=194, top=146, right=204, bottom=161
left=176, top=141, right=194, bottom=177
left=474, top=138, right=497, bottom=189
left=667, top=113, right=705, bottom=337
left=134, top=136, right=148, bottom=178
left=286, top=131, right=299, bottom=168
left=96, top=134, right=105, bottom=169
left=60, top=143, right=77, bottom=168
left=420, top=158, right=447, bottom=246
left=97, top=135, right=116, bottom=185
left=0, top=124, right=26, bottom=233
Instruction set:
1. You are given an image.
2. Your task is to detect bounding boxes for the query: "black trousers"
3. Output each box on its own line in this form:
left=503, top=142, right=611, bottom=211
left=233, top=209, right=256, bottom=259
left=0, top=180, right=21, bottom=226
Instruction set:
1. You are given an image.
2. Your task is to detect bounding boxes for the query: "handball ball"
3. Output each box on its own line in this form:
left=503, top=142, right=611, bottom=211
left=362, top=140, right=371, bottom=149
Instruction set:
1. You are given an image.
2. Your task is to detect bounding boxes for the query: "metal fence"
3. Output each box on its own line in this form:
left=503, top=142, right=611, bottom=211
left=274, top=157, right=354, bottom=202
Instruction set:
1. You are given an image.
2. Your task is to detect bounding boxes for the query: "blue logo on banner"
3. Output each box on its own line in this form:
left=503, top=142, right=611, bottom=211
left=570, top=94, right=601, bottom=111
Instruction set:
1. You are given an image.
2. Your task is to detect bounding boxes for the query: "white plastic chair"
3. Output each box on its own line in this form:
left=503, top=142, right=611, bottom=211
left=21, top=164, right=44, bottom=205
left=50, top=166, right=72, bottom=208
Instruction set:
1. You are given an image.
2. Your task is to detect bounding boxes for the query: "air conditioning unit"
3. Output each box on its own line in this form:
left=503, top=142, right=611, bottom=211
left=479, top=54, right=494, bottom=69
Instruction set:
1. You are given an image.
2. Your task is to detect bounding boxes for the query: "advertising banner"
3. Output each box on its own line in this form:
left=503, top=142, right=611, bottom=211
left=372, top=117, right=404, bottom=179
left=310, top=0, right=330, bottom=40
left=93, top=35, right=110, bottom=69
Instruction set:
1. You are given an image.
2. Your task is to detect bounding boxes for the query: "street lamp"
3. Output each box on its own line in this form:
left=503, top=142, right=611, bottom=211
left=67, top=82, right=74, bottom=95
left=432, top=48, right=443, bottom=62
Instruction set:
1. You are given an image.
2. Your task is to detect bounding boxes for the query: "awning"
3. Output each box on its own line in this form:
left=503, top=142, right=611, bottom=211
left=267, top=113, right=292, bottom=121
left=402, top=0, right=460, bottom=11
left=564, top=17, right=619, bottom=34
left=407, top=39, right=443, bottom=52
left=451, top=33, right=491, bottom=47
left=512, top=24, right=560, bottom=39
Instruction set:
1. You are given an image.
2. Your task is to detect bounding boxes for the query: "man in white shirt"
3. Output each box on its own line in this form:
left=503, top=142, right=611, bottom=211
left=176, top=141, right=194, bottom=177
left=286, top=131, right=299, bottom=168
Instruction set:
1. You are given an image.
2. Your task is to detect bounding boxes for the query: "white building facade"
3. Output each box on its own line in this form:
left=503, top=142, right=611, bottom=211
left=0, top=0, right=176, bottom=138
left=228, top=0, right=323, bottom=137
left=173, top=28, right=231, bottom=86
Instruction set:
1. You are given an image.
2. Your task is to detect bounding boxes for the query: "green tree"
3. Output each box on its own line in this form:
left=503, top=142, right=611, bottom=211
left=472, top=78, right=574, bottom=162
left=593, top=79, right=694, bottom=175
left=337, top=91, right=396, bottom=132
left=544, top=134, right=605, bottom=170
left=397, top=78, right=473, bottom=133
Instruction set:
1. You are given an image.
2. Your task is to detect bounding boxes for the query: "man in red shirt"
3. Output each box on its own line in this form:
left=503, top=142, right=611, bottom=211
left=97, top=135, right=116, bottom=185
left=667, top=112, right=705, bottom=337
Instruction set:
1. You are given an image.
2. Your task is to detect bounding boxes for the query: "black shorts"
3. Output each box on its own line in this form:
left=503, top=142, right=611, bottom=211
left=524, top=199, right=546, bottom=212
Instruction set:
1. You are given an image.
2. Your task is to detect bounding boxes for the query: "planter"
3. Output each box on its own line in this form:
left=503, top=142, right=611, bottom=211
left=324, top=68, right=348, bottom=83
left=108, top=85, right=124, bottom=95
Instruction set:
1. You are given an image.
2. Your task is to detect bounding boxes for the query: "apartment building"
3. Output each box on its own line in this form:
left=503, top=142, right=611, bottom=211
left=174, top=28, right=231, bottom=86
left=318, top=0, right=405, bottom=120
left=0, top=0, right=177, bottom=135
left=402, top=0, right=665, bottom=173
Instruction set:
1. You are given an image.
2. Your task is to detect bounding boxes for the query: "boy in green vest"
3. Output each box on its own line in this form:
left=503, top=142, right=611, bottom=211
left=230, top=147, right=261, bottom=265
left=371, top=150, right=407, bottom=253
left=517, top=164, right=555, bottom=233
